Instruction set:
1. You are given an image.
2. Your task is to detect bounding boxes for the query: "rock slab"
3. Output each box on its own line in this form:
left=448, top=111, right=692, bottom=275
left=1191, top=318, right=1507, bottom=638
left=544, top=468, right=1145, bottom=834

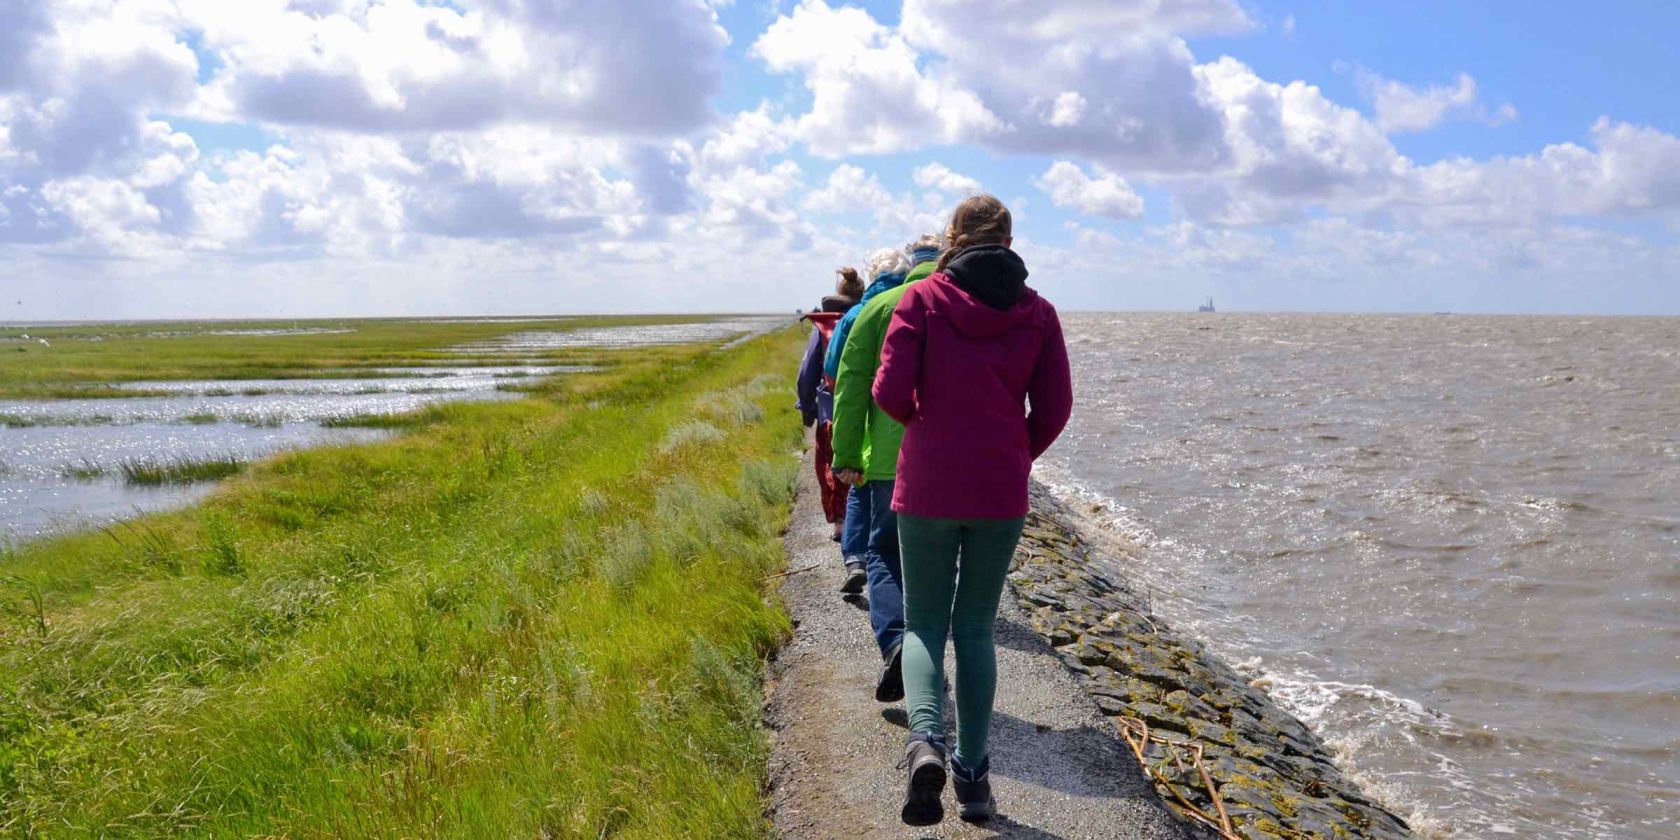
left=1008, top=483, right=1414, bottom=839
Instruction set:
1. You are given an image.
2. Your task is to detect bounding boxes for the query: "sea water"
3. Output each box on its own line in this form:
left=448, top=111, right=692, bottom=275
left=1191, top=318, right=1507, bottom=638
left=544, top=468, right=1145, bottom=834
left=1040, top=313, right=1679, bottom=838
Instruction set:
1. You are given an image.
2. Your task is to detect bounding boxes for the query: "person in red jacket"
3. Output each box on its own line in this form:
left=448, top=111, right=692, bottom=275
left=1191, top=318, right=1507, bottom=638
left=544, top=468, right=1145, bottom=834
left=871, top=195, right=1073, bottom=825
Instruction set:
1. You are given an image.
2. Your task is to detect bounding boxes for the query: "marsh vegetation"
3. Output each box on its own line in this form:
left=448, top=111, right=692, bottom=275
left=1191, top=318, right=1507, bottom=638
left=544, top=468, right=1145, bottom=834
left=0, top=320, right=801, bottom=836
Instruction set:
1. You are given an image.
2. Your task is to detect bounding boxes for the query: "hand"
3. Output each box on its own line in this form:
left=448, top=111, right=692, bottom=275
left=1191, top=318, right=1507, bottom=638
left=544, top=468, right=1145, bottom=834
left=833, top=467, right=864, bottom=486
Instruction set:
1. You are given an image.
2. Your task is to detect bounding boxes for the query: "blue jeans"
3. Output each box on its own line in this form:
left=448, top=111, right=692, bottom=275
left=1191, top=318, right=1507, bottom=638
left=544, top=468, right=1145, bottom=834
left=841, top=484, right=870, bottom=563
left=864, top=479, right=904, bottom=658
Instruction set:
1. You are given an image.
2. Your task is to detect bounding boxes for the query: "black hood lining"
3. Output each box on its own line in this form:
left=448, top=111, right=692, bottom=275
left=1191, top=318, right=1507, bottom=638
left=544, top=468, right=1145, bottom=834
left=943, top=245, right=1029, bottom=311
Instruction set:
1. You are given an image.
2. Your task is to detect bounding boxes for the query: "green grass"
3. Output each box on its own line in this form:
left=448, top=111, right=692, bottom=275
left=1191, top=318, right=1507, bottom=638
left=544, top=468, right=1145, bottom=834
left=59, top=461, right=108, bottom=481
left=319, top=412, right=423, bottom=430
left=116, top=454, right=247, bottom=486
left=0, top=325, right=805, bottom=838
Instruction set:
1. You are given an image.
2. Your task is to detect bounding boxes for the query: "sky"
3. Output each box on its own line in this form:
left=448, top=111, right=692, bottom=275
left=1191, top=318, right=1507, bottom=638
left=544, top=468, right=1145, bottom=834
left=1, top=0, right=1677, bottom=319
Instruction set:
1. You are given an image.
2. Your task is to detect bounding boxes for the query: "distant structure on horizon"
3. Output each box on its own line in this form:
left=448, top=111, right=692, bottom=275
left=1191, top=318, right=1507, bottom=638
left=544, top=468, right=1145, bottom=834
left=1198, top=296, right=1216, bottom=313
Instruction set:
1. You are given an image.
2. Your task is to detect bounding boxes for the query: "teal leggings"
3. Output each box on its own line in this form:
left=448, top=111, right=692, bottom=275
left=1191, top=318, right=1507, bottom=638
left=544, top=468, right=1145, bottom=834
left=898, top=513, right=1027, bottom=768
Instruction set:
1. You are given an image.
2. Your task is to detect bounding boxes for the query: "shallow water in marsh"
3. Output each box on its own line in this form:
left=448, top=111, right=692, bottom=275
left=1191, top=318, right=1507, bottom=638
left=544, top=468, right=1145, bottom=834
left=450, top=316, right=785, bottom=353
left=1038, top=313, right=1680, bottom=839
left=0, top=424, right=390, bottom=539
left=0, top=317, right=785, bottom=540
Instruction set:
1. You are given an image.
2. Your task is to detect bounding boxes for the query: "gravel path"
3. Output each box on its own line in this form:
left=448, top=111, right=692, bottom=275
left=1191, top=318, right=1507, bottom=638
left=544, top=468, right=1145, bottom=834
left=766, top=448, right=1196, bottom=840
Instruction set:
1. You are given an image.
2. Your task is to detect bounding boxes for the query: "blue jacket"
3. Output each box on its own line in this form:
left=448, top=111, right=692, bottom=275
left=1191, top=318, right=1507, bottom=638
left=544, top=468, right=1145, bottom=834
left=823, top=272, right=906, bottom=379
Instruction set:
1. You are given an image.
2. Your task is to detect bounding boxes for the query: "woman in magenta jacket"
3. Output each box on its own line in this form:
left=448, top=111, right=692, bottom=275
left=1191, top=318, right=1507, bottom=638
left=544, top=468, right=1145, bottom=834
left=872, top=195, right=1073, bottom=826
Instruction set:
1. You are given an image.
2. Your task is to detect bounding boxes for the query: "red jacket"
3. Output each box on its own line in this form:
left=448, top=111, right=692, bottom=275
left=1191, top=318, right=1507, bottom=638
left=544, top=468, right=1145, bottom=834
left=873, top=257, right=1072, bottom=519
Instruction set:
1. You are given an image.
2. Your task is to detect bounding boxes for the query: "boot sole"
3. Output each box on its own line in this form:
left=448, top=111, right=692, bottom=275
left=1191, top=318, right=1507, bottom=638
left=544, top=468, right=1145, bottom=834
left=901, top=759, right=947, bottom=826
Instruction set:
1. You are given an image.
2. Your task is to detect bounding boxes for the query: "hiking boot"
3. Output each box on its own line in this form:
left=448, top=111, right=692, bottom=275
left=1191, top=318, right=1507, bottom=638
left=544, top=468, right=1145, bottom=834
left=875, top=642, right=904, bottom=702
left=951, top=753, right=995, bottom=822
left=839, top=559, right=867, bottom=594
left=900, top=733, right=947, bottom=826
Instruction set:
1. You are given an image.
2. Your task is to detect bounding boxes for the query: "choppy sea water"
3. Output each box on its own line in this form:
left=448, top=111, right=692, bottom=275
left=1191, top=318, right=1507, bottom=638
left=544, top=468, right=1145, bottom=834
left=1038, top=313, right=1679, bottom=838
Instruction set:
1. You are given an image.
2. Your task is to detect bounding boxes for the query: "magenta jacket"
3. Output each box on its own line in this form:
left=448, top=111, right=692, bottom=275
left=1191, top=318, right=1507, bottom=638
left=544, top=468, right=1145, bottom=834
left=872, top=245, right=1073, bottom=519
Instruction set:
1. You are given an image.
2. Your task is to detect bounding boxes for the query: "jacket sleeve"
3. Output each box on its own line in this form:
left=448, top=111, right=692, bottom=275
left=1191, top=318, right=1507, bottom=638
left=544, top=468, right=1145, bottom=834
left=1026, top=306, right=1073, bottom=460
left=795, top=327, right=823, bottom=426
left=822, top=308, right=857, bottom=379
left=830, top=308, right=876, bottom=471
left=872, top=290, right=925, bottom=426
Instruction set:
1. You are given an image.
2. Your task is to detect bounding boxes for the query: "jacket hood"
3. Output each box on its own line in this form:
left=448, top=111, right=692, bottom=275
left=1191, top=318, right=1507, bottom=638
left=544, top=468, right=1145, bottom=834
left=819, top=294, right=856, bottom=313
left=924, top=267, right=1043, bottom=339
left=943, top=245, right=1028, bottom=311
left=858, top=272, right=907, bottom=308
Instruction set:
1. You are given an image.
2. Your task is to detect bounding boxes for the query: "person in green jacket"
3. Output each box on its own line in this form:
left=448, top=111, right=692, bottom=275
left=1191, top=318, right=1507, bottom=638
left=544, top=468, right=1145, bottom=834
left=831, top=232, right=944, bottom=702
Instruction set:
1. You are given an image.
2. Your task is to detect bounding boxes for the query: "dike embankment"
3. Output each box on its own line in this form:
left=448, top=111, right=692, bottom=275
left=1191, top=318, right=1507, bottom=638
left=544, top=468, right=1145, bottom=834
left=1011, top=482, right=1414, bottom=839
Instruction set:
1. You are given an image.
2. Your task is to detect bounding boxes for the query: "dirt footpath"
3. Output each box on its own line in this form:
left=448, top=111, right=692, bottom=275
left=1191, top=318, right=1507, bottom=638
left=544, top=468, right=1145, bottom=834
left=766, top=449, right=1195, bottom=840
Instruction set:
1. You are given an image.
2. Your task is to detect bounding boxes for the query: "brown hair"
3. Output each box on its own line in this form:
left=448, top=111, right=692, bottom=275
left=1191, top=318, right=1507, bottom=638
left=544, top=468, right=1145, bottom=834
left=937, top=194, right=1013, bottom=271
left=835, top=267, right=864, bottom=299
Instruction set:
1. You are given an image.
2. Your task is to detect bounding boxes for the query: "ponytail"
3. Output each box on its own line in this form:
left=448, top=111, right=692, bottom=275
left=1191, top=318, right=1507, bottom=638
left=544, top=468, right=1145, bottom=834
left=937, top=194, right=1013, bottom=271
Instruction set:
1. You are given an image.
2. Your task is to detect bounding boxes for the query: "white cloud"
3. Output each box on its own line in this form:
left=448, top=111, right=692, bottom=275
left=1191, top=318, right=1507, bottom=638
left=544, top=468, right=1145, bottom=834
left=699, top=104, right=793, bottom=168
left=1045, top=91, right=1087, bottom=127
left=40, top=176, right=163, bottom=249
left=180, top=0, right=728, bottom=133
left=1171, top=56, right=1404, bottom=225
left=804, top=164, right=893, bottom=213
left=912, top=162, right=982, bottom=195
left=1396, top=118, right=1680, bottom=227
left=751, top=0, right=1001, bottom=156
left=898, top=0, right=1234, bottom=171
left=1358, top=70, right=1516, bottom=134
left=1, top=0, right=1677, bottom=317
left=903, top=0, right=1251, bottom=44
left=1034, top=160, right=1144, bottom=219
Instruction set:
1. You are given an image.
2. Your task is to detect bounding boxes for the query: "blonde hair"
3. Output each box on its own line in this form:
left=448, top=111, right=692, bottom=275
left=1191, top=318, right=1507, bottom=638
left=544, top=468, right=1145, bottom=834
left=907, top=232, right=945, bottom=253
left=937, top=194, right=1013, bottom=271
left=866, top=247, right=912, bottom=281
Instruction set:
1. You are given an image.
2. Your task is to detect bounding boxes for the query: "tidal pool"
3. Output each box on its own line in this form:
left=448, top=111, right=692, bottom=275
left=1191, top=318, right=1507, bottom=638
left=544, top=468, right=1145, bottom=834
left=1, top=423, right=390, bottom=540
left=0, top=373, right=533, bottom=539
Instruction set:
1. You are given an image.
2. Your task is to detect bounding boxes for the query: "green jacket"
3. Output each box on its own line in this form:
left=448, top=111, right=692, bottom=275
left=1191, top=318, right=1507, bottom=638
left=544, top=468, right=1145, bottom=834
left=831, top=260, right=937, bottom=480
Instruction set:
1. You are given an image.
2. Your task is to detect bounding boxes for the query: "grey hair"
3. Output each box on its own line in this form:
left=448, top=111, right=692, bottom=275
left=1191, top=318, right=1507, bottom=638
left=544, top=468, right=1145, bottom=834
left=907, top=232, right=945, bottom=252
left=866, top=247, right=912, bottom=280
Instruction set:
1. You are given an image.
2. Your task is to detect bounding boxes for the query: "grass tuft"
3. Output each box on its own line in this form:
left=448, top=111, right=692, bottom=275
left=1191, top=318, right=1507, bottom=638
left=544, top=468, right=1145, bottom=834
left=659, top=419, right=726, bottom=453
left=740, top=458, right=799, bottom=508
left=117, top=453, right=246, bottom=486
left=201, top=512, right=244, bottom=576
left=60, top=460, right=108, bottom=481
left=319, top=412, right=417, bottom=429
left=598, top=523, right=655, bottom=591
